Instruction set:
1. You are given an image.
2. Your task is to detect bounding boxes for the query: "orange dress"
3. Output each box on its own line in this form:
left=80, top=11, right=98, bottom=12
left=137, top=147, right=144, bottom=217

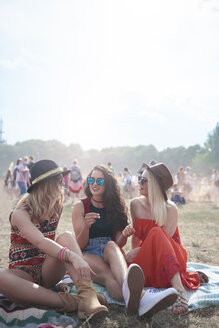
left=130, top=219, right=200, bottom=290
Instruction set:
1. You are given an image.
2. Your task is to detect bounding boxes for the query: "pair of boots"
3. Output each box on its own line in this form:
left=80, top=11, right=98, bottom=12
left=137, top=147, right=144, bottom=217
left=58, top=279, right=109, bottom=321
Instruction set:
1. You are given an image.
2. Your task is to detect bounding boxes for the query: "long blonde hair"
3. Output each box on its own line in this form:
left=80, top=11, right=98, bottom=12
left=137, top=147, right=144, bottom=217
left=17, top=176, right=64, bottom=223
left=147, top=170, right=169, bottom=227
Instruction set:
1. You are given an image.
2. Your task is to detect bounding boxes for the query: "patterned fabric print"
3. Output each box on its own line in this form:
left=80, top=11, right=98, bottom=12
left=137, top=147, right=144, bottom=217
left=16, top=265, right=43, bottom=285
left=9, top=216, right=59, bottom=283
left=160, top=253, right=181, bottom=286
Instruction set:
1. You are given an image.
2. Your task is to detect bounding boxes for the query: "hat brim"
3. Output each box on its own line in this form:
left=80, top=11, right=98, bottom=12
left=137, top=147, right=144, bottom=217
left=143, top=163, right=168, bottom=201
left=27, top=169, right=70, bottom=193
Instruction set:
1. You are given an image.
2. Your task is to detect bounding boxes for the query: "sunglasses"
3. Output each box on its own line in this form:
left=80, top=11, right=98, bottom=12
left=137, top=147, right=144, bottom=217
left=87, top=177, right=105, bottom=186
left=56, top=175, right=64, bottom=185
left=140, top=177, right=148, bottom=185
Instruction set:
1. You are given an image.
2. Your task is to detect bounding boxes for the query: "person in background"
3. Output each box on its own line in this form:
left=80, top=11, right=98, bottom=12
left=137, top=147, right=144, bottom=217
left=116, top=171, right=124, bottom=190
left=13, top=158, right=22, bottom=196
left=72, top=164, right=178, bottom=318
left=17, top=157, right=30, bottom=195
left=69, top=159, right=83, bottom=203
left=171, top=184, right=185, bottom=205
left=198, top=177, right=211, bottom=202
left=183, top=166, right=193, bottom=202
left=122, top=167, right=133, bottom=199
left=189, top=173, right=199, bottom=201
left=27, top=155, right=35, bottom=175
left=63, top=166, right=70, bottom=201
left=0, top=160, right=108, bottom=321
left=4, top=165, right=14, bottom=198
left=176, top=166, right=185, bottom=192
left=126, top=162, right=207, bottom=316
left=107, top=162, right=115, bottom=175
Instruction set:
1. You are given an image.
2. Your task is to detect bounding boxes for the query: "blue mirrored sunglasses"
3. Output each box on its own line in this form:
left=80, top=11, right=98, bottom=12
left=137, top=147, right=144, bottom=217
left=87, top=177, right=105, bottom=186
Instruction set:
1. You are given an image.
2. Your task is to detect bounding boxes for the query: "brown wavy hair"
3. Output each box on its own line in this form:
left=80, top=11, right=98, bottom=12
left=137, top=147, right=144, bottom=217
left=84, top=164, right=129, bottom=231
left=16, top=175, right=64, bottom=223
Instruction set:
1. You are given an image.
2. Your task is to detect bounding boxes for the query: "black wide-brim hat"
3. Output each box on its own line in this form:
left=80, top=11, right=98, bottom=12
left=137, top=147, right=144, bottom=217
left=143, top=162, right=173, bottom=201
left=27, top=159, right=70, bottom=193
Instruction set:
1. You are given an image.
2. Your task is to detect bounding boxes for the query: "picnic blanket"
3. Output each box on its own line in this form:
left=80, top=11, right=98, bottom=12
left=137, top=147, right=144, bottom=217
left=0, top=301, right=78, bottom=328
left=0, top=262, right=218, bottom=327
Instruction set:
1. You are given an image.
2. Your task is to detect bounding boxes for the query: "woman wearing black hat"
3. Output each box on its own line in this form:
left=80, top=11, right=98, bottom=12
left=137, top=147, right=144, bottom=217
left=0, top=160, right=108, bottom=321
left=125, top=163, right=206, bottom=316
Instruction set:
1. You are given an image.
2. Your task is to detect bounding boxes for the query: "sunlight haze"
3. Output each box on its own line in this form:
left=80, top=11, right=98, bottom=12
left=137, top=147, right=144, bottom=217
left=0, top=0, right=218, bottom=150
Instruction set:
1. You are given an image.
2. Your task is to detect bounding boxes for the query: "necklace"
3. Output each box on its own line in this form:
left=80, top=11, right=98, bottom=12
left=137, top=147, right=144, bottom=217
left=91, top=197, right=104, bottom=203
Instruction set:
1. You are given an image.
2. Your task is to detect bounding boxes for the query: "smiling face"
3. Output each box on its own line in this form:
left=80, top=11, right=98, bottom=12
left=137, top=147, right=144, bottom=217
left=89, top=169, right=106, bottom=198
left=139, top=169, right=149, bottom=197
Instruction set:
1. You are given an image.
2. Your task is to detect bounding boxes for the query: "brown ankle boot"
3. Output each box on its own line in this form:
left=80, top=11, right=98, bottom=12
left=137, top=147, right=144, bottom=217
left=75, top=279, right=109, bottom=320
left=97, top=293, right=107, bottom=306
left=58, top=283, right=107, bottom=306
left=57, top=291, right=107, bottom=312
left=57, top=292, right=78, bottom=312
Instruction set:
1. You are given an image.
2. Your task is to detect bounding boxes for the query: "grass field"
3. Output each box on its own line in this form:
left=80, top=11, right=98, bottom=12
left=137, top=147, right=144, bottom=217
left=0, top=184, right=219, bottom=328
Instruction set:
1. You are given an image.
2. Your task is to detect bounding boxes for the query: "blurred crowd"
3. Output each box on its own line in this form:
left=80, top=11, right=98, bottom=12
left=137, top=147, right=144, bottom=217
left=170, top=166, right=219, bottom=204
left=3, top=157, right=219, bottom=204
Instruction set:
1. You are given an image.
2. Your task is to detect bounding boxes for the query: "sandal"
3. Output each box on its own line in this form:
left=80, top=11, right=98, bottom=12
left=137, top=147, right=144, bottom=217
left=197, top=271, right=209, bottom=284
left=172, top=290, right=188, bottom=316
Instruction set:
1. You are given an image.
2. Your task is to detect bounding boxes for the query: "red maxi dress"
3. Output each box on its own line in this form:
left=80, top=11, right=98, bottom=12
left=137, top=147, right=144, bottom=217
left=130, top=218, right=200, bottom=290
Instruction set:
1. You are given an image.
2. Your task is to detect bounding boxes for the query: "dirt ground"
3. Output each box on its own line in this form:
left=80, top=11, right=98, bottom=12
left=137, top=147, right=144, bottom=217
left=0, top=183, right=219, bottom=328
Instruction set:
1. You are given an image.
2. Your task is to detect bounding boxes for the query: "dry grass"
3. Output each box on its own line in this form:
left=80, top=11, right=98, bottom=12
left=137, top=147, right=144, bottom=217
left=0, top=183, right=219, bottom=328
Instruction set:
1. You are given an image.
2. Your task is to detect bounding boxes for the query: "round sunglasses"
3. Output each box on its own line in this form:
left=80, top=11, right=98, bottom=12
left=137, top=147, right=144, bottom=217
left=87, top=177, right=105, bottom=186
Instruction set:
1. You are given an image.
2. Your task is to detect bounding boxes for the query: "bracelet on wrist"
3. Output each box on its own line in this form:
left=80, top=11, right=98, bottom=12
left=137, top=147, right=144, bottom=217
left=57, top=247, right=71, bottom=263
left=63, top=249, right=71, bottom=263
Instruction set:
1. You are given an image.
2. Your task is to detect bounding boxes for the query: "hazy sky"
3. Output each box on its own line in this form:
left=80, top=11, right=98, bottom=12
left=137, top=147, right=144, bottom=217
left=0, top=0, right=218, bottom=151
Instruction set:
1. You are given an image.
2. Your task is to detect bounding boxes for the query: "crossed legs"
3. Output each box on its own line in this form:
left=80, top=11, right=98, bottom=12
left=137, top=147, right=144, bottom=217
left=0, top=231, right=86, bottom=309
left=83, top=241, right=127, bottom=301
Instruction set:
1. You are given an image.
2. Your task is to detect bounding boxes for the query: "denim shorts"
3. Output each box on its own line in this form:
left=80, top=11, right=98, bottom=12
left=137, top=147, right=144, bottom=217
left=82, top=237, right=111, bottom=259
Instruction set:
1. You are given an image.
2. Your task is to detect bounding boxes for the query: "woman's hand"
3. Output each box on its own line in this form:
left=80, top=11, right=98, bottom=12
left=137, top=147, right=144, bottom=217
left=71, top=253, right=96, bottom=280
left=125, top=248, right=140, bottom=264
left=84, top=212, right=100, bottom=229
left=122, top=224, right=135, bottom=238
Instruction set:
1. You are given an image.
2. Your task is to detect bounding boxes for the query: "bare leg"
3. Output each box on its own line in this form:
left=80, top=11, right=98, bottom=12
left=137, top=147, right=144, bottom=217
left=0, top=268, right=63, bottom=309
left=103, top=241, right=127, bottom=286
left=104, top=241, right=146, bottom=300
left=83, top=254, right=123, bottom=301
left=170, top=272, right=188, bottom=315
left=42, top=230, right=86, bottom=287
left=170, top=272, right=186, bottom=293
left=0, top=231, right=88, bottom=310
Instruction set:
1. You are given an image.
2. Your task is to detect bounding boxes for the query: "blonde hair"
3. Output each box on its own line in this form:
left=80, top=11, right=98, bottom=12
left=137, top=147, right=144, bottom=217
left=17, top=176, right=64, bottom=223
left=147, top=170, right=168, bottom=227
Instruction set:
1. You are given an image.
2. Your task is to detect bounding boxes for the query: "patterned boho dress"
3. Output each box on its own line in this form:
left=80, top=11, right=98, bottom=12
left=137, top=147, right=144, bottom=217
left=9, top=204, right=60, bottom=284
